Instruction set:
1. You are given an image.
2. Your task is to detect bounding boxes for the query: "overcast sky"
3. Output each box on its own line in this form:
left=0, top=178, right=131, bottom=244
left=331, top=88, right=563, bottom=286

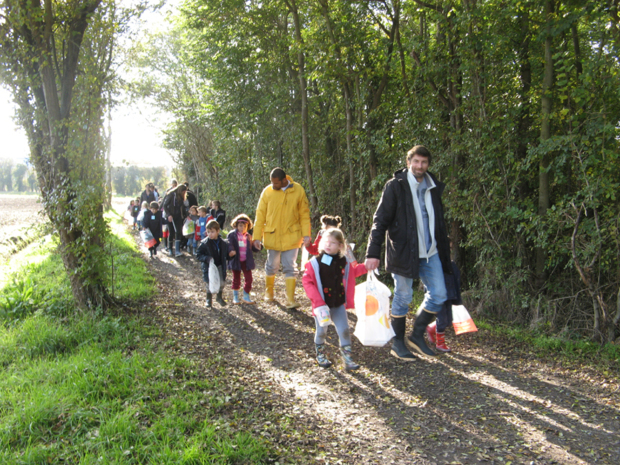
left=0, top=0, right=178, bottom=168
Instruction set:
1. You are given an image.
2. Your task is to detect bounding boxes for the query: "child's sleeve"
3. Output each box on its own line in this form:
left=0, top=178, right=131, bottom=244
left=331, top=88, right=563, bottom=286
left=305, top=232, right=321, bottom=256
left=224, top=239, right=234, bottom=261
left=196, top=242, right=211, bottom=263
left=301, top=261, right=326, bottom=309
left=227, top=232, right=235, bottom=252
left=351, top=261, right=368, bottom=278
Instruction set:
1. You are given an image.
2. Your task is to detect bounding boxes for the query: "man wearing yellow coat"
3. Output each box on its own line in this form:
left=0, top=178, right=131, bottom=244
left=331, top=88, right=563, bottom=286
left=253, top=168, right=312, bottom=308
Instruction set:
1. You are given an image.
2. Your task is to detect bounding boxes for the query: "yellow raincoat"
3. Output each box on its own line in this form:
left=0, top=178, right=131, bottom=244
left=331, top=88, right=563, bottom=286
left=253, top=175, right=311, bottom=251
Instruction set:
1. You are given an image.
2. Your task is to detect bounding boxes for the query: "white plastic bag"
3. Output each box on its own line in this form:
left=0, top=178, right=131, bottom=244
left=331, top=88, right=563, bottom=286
left=452, top=305, right=478, bottom=335
left=353, top=271, right=395, bottom=346
left=314, top=305, right=332, bottom=327
left=208, top=260, right=221, bottom=294
left=301, top=246, right=310, bottom=269
left=182, top=218, right=195, bottom=237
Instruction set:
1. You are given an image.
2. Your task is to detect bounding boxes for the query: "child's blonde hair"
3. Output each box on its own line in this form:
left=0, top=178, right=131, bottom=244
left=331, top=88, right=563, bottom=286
left=141, top=201, right=148, bottom=209
left=319, top=228, right=346, bottom=258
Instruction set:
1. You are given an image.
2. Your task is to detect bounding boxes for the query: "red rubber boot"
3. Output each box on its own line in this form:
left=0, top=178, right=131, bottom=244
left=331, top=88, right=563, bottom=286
left=435, top=331, right=451, bottom=353
left=426, top=321, right=437, bottom=344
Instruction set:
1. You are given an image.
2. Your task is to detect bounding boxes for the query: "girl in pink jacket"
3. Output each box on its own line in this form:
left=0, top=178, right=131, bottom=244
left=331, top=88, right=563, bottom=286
left=302, top=228, right=367, bottom=370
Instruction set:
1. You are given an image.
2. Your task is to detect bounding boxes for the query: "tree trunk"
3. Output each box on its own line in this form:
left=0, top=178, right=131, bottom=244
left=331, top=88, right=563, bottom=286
left=286, top=0, right=319, bottom=216
left=536, top=0, right=555, bottom=287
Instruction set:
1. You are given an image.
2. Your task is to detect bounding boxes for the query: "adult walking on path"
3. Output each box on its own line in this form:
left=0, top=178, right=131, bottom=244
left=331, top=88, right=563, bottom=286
left=253, top=168, right=311, bottom=309
left=210, top=200, right=226, bottom=230
left=140, top=183, right=156, bottom=205
left=163, top=184, right=188, bottom=257
left=365, top=145, right=452, bottom=360
left=183, top=182, right=198, bottom=209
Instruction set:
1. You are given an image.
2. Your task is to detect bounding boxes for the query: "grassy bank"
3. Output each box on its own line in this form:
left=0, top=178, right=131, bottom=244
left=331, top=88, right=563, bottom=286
left=0, top=211, right=273, bottom=464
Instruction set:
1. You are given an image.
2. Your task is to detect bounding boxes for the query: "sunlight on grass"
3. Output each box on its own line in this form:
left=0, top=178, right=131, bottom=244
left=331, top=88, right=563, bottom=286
left=0, top=209, right=274, bottom=463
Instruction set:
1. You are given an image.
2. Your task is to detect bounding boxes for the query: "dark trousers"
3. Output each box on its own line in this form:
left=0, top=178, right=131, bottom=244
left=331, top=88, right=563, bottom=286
left=232, top=261, right=253, bottom=293
left=436, top=301, right=454, bottom=333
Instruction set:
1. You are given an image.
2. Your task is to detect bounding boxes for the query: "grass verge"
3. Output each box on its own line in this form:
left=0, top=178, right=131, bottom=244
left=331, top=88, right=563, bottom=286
left=0, top=211, right=273, bottom=464
left=476, top=318, right=620, bottom=369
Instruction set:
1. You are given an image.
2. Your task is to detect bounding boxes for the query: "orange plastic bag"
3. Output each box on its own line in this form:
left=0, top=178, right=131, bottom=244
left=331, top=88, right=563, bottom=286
left=451, top=305, right=478, bottom=335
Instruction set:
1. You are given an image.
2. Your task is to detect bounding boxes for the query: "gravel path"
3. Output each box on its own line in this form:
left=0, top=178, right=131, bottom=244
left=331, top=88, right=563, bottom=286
left=127, top=219, right=620, bottom=465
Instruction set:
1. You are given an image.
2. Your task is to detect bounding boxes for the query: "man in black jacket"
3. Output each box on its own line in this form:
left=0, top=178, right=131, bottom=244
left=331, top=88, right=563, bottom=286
left=365, top=145, right=451, bottom=361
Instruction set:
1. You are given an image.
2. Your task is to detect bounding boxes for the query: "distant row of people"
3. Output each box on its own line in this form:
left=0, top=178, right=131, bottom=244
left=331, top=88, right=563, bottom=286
left=132, top=144, right=464, bottom=371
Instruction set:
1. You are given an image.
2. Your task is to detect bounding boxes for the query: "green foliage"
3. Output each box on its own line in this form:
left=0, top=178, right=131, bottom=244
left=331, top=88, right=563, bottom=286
left=129, top=0, right=620, bottom=341
left=112, top=165, right=169, bottom=197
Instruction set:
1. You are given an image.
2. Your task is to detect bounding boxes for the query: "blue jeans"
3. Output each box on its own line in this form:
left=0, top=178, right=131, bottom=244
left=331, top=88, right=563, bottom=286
left=391, top=253, right=447, bottom=316
left=187, top=237, right=197, bottom=248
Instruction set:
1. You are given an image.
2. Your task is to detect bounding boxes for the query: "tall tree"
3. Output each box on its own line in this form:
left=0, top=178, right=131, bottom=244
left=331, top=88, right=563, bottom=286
left=0, top=0, right=118, bottom=308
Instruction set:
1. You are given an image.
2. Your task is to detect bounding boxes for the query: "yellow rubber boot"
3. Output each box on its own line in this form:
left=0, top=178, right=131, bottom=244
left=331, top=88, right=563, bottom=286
left=285, top=277, right=301, bottom=309
left=265, top=275, right=275, bottom=302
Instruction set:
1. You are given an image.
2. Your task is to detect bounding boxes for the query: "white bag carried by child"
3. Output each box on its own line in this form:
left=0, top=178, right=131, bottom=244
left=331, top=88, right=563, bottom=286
left=208, top=260, right=221, bottom=294
left=353, top=271, right=395, bottom=346
left=314, top=305, right=332, bottom=327
left=451, top=305, right=478, bottom=335
left=182, top=218, right=195, bottom=237
left=300, top=246, right=310, bottom=269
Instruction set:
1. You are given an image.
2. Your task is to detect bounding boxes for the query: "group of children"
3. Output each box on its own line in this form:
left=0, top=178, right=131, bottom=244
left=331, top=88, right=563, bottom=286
left=131, top=201, right=462, bottom=372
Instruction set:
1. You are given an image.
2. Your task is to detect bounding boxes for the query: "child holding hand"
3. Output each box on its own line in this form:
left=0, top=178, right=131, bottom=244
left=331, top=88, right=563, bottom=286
left=227, top=214, right=260, bottom=305
left=196, top=220, right=230, bottom=308
left=302, top=228, right=367, bottom=371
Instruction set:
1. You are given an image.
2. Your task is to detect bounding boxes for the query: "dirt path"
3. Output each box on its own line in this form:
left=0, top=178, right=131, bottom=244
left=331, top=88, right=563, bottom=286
left=128, top=224, right=620, bottom=464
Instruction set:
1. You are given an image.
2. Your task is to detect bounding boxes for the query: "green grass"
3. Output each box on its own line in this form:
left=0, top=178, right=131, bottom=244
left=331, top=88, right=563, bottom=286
left=0, top=211, right=272, bottom=464
left=476, top=319, right=620, bottom=367
left=106, top=209, right=155, bottom=301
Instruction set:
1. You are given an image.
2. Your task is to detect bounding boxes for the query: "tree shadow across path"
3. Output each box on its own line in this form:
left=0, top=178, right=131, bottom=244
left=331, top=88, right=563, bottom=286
left=140, top=244, right=620, bottom=464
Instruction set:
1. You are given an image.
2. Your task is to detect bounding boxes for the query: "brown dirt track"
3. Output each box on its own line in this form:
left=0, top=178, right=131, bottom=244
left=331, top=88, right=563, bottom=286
left=121, top=203, right=620, bottom=465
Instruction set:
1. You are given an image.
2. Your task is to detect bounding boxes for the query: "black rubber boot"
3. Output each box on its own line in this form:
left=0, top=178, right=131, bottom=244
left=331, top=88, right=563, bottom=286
left=216, top=291, right=226, bottom=306
left=407, top=310, right=437, bottom=357
left=390, top=317, right=417, bottom=361
left=206, top=292, right=212, bottom=308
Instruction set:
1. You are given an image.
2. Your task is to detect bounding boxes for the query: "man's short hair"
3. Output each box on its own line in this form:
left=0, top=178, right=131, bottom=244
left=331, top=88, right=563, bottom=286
left=406, top=145, right=432, bottom=165
left=270, top=168, right=286, bottom=180
left=206, top=220, right=220, bottom=231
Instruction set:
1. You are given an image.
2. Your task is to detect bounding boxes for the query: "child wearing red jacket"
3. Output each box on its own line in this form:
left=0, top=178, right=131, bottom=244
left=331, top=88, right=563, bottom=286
left=305, top=215, right=342, bottom=255
left=302, top=228, right=367, bottom=370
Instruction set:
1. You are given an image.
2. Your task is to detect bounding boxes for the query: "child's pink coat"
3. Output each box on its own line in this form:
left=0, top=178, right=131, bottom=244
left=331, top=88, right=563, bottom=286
left=302, top=257, right=367, bottom=310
